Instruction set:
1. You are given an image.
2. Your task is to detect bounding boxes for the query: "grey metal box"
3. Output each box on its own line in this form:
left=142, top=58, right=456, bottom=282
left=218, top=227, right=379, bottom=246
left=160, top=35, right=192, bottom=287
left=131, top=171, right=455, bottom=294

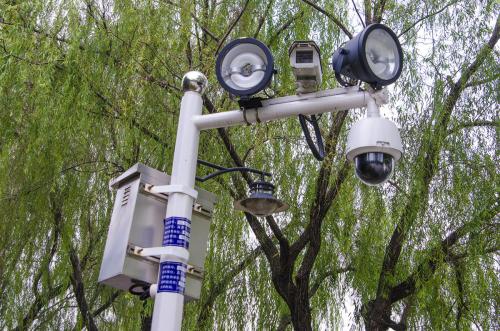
left=98, top=163, right=216, bottom=301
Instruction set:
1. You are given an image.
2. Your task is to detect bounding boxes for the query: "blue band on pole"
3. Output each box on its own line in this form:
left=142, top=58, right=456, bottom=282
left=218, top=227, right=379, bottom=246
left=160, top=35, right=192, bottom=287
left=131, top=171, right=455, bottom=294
left=163, top=217, right=191, bottom=249
left=157, top=261, right=186, bottom=294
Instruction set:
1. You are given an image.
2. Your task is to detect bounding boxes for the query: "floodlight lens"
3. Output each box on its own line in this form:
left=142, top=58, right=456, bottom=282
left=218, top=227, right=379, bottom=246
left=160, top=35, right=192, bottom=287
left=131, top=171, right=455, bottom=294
left=331, top=24, right=402, bottom=87
left=365, top=29, right=400, bottom=81
left=216, top=38, right=274, bottom=97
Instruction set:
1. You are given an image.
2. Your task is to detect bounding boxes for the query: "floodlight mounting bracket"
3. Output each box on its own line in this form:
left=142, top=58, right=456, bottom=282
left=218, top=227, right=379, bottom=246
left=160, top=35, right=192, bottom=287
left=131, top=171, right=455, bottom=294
left=238, top=97, right=264, bottom=110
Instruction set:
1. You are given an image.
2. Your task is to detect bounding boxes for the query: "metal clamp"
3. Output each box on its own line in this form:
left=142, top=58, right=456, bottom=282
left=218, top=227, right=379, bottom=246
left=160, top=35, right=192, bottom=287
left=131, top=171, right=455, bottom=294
left=146, top=184, right=198, bottom=200
left=242, top=107, right=262, bottom=125
left=367, top=87, right=389, bottom=106
left=132, top=245, right=189, bottom=261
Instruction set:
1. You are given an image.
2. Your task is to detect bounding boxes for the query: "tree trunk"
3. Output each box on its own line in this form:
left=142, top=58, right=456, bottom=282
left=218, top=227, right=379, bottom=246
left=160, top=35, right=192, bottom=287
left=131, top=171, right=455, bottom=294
left=290, top=281, right=313, bottom=331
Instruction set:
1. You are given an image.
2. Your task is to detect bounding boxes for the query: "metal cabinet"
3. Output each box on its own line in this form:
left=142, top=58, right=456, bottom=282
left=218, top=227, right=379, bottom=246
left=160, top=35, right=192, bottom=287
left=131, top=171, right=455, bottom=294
left=98, top=163, right=216, bottom=301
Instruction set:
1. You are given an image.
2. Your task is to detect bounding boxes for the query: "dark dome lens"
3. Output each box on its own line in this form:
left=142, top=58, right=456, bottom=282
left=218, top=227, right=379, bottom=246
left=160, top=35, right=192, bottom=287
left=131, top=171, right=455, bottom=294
left=354, top=152, right=394, bottom=185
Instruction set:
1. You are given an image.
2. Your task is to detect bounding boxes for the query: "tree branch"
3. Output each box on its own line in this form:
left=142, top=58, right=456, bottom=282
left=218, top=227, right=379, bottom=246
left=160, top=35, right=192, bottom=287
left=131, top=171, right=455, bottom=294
left=301, top=0, right=353, bottom=39
left=290, top=111, right=349, bottom=260
left=268, top=11, right=304, bottom=46
left=447, top=120, right=498, bottom=135
left=215, top=0, right=251, bottom=55
left=69, top=247, right=98, bottom=331
left=365, top=15, right=500, bottom=329
left=276, top=265, right=353, bottom=330
left=374, top=0, right=387, bottom=23
left=465, top=74, right=500, bottom=88
left=351, top=0, right=366, bottom=28
left=363, top=0, right=372, bottom=25
left=378, top=14, right=499, bottom=300
left=161, top=0, right=219, bottom=43
left=389, top=206, right=499, bottom=304
left=92, top=290, right=122, bottom=317
left=254, top=0, right=274, bottom=38
left=398, top=0, right=460, bottom=37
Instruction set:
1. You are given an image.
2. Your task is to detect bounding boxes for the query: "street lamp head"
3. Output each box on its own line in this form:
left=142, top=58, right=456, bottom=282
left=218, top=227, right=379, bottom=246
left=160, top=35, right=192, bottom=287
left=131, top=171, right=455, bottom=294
left=332, top=24, right=403, bottom=88
left=182, top=71, right=208, bottom=94
left=234, top=181, right=288, bottom=217
left=215, top=38, right=275, bottom=98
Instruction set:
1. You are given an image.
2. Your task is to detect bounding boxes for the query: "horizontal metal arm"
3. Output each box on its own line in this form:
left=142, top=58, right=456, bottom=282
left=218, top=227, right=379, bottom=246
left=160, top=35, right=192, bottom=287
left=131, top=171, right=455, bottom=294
left=193, top=86, right=377, bottom=130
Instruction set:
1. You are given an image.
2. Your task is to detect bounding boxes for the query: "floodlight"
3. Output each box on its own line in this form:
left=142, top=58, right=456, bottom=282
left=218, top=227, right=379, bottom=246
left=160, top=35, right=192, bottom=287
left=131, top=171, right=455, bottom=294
left=332, top=24, right=403, bottom=88
left=234, top=181, right=288, bottom=217
left=215, top=38, right=275, bottom=98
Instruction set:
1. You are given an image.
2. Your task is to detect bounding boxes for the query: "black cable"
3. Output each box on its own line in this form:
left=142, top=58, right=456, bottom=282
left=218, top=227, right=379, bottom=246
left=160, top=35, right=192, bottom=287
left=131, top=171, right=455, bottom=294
left=298, top=114, right=325, bottom=161
left=335, top=72, right=353, bottom=87
left=196, top=159, right=272, bottom=182
left=129, top=280, right=151, bottom=301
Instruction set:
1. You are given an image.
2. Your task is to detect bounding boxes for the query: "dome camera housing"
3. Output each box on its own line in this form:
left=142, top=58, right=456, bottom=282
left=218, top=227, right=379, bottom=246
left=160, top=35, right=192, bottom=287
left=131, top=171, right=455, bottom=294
left=346, top=117, right=402, bottom=185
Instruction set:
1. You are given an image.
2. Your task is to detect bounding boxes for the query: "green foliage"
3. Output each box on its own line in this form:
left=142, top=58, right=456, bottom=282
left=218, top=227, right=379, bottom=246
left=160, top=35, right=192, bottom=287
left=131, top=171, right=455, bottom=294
left=0, top=0, right=498, bottom=330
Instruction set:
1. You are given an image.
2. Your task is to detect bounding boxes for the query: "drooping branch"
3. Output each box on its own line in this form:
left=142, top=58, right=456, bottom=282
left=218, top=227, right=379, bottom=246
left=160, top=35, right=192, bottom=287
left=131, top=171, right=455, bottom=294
left=197, top=246, right=262, bottom=326
left=398, top=0, right=460, bottom=37
left=301, top=0, right=353, bottom=39
left=161, top=0, right=220, bottom=43
left=10, top=197, right=66, bottom=331
left=388, top=206, right=499, bottom=304
left=215, top=0, right=251, bottom=55
left=447, top=120, right=498, bottom=135
left=11, top=284, right=68, bottom=331
left=268, top=11, right=304, bottom=46
left=254, top=0, right=274, bottom=38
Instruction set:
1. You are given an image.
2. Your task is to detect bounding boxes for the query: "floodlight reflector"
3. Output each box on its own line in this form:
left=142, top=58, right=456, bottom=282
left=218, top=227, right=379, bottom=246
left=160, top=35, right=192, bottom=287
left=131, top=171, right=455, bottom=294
left=332, top=24, right=403, bottom=88
left=216, top=38, right=274, bottom=97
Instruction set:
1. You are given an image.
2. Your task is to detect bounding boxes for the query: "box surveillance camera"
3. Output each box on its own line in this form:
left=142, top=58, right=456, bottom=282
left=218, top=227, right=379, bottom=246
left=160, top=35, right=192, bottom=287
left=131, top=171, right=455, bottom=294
left=289, top=41, right=322, bottom=94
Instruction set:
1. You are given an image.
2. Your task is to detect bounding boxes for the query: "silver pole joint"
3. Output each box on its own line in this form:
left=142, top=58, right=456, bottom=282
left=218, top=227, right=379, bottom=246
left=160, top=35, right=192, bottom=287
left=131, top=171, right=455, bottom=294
left=182, top=71, right=208, bottom=94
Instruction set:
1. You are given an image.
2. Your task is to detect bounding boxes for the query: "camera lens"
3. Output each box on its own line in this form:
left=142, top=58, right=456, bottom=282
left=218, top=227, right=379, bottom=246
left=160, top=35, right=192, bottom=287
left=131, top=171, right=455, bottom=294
left=354, top=152, right=394, bottom=185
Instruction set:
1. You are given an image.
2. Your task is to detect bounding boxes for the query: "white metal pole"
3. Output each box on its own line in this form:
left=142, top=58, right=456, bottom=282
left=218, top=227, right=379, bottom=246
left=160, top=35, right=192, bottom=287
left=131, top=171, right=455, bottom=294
left=151, top=72, right=208, bottom=331
left=150, top=71, right=386, bottom=330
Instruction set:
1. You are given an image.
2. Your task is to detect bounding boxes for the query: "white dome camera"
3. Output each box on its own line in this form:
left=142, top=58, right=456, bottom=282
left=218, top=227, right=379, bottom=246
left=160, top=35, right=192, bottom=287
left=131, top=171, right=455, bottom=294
left=346, top=116, right=402, bottom=185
